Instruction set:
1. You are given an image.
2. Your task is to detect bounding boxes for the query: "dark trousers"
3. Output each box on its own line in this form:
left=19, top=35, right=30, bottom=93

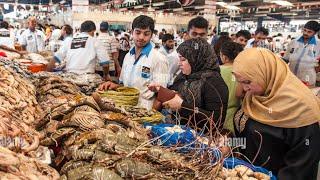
left=238, top=119, right=320, bottom=180
left=96, top=71, right=116, bottom=78
left=118, top=50, right=129, bottom=67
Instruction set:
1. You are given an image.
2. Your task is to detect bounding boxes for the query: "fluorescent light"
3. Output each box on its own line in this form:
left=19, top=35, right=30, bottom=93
left=134, top=5, right=143, bottom=9
left=226, top=5, right=240, bottom=10
left=123, top=0, right=137, bottom=3
left=153, top=2, right=164, bottom=6
left=216, top=2, right=240, bottom=10
left=173, top=8, right=183, bottom=11
left=195, top=6, right=204, bottom=10
left=216, top=2, right=227, bottom=6
left=271, top=0, right=293, bottom=7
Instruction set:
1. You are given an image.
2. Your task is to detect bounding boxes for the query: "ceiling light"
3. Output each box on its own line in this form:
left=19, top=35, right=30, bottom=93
left=173, top=8, right=183, bottom=12
left=216, top=2, right=227, bottom=6
left=216, top=2, right=240, bottom=10
left=225, top=5, right=240, bottom=10
left=271, top=0, right=293, bottom=7
left=134, top=5, right=143, bottom=9
left=123, top=0, right=137, bottom=3
left=153, top=2, right=164, bottom=6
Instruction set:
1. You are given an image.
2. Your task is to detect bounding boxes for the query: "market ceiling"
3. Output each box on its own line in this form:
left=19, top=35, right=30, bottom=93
left=1, top=0, right=319, bottom=21
left=90, top=0, right=320, bottom=20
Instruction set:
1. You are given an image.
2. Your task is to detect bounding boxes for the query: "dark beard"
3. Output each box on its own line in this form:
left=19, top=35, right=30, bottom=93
left=164, top=46, right=173, bottom=51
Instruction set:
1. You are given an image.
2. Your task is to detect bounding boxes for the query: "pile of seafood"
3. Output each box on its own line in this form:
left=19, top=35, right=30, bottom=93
left=32, top=75, right=215, bottom=179
left=119, top=105, right=164, bottom=123
left=0, top=62, right=60, bottom=179
left=33, top=75, right=83, bottom=112
left=0, top=57, right=31, bottom=78
left=0, top=147, right=59, bottom=179
left=0, top=46, right=50, bottom=64
left=60, top=72, right=103, bottom=95
left=37, top=96, right=221, bottom=179
left=0, top=58, right=273, bottom=179
left=33, top=71, right=103, bottom=95
left=23, top=52, right=49, bottom=64
left=0, top=63, right=43, bottom=153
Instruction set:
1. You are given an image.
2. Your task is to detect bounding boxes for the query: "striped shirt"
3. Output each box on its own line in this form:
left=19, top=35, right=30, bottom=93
left=96, top=32, right=119, bottom=71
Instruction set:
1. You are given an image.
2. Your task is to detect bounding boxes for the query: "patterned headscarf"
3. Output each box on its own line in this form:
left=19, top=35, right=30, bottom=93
left=177, top=38, right=219, bottom=73
left=172, top=38, right=221, bottom=107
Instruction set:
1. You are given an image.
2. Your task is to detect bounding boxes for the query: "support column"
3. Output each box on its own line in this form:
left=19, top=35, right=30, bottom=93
left=257, top=17, right=263, bottom=28
left=203, top=0, right=217, bottom=31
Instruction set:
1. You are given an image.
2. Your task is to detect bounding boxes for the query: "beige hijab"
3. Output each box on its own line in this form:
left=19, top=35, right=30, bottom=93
left=233, top=48, right=320, bottom=128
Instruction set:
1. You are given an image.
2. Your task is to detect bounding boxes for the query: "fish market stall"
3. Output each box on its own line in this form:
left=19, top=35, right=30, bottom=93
left=0, top=56, right=275, bottom=180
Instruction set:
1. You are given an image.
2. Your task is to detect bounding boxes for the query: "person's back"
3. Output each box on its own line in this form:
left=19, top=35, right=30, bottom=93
left=49, top=21, right=109, bottom=75
left=0, top=21, right=14, bottom=48
left=219, top=41, right=244, bottom=134
left=97, top=32, right=117, bottom=72
left=64, top=32, right=97, bottom=73
left=0, top=31, right=14, bottom=48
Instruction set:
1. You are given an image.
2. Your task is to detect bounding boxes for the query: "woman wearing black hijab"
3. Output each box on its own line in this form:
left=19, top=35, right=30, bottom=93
left=149, top=38, right=228, bottom=132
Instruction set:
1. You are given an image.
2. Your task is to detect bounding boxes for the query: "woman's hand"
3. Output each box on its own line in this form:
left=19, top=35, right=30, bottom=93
left=147, top=83, right=161, bottom=92
left=163, top=94, right=183, bottom=110
left=98, top=81, right=120, bottom=91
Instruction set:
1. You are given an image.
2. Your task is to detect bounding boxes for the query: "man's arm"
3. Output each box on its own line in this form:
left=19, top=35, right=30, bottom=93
left=111, top=37, right=121, bottom=76
left=102, top=63, right=111, bottom=81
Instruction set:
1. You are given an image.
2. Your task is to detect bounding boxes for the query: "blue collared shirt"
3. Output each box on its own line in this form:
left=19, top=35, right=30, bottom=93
left=284, top=35, right=320, bottom=85
left=297, top=35, right=317, bottom=45
left=120, top=42, right=169, bottom=110
left=129, top=42, right=153, bottom=64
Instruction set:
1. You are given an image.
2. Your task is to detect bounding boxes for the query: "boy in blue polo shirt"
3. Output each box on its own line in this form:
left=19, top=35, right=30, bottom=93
left=99, top=15, right=169, bottom=110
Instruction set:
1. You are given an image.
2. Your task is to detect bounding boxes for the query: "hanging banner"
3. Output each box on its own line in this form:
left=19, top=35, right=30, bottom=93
left=72, top=0, right=89, bottom=13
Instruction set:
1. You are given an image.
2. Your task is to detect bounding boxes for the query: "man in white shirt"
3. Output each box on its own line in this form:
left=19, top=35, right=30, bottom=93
left=18, top=17, right=45, bottom=53
left=0, top=20, right=14, bottom=48
left=158, top=33, right=179, bottom=85
left=59, top=24, right=73, bottom=46
left=96, top=21, right=121, bottom=77
left=47, top=21, right=110, bottom=77
left=245, top=27, right=269, bottom=48
left=52, top=24, right=73, bottom=70
left=283, top=21, right=320, bottom=86
left=187, top=16, right=209, bottom=40
left=99, top=15, right=169, bottom=110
